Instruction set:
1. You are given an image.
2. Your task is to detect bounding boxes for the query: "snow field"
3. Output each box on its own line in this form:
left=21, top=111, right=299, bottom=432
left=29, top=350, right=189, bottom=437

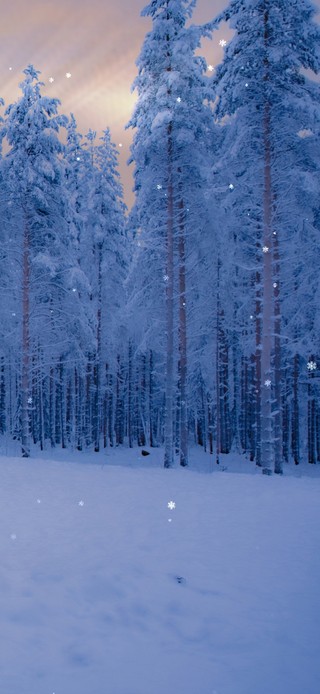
left=0, top=449, right=319, bottom=694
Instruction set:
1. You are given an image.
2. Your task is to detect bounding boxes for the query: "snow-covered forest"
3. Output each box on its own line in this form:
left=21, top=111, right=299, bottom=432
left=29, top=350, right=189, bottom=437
left=0, top=0, right=319, bottom=473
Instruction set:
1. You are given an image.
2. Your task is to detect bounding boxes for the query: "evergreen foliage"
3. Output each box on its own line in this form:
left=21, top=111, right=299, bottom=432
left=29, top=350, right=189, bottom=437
left=0, top=0, right=318, bottom=469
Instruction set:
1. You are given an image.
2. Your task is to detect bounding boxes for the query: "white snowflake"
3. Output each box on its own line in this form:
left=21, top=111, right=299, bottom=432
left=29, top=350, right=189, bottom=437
left=49, top=77, right=54, bottom=83
left=264, top=379, right=271, bottom=387
left=207, top=65, right=214, bottom=72
left=10, top=534, right=17, bottom=540
left=168, top=519, right=172, bottom=522
left=307, top=361, right=317, bottom=371
left=76, top=156, right=81, bottom=161
left=37, top=499, right=41, bottom=504
left=27, top=396, right=33, bottom=404
left=262, top=246, right=269, bottom=253
left=273, top=282, right=277, bottom=288
left=228, top=183, right=234, bottom=190
left=72, top=288, right=77, bottom=292
left=78, top=500, right=84, bottom=506
left=156, top=184, right=162, bottom=190
left=163, top=274, right=169, bottom=282
left=66, top=72, right=72, bottom=79
left=245, top=83, right=249, bottom=87
left=176, top=97, right=181, bottom=103
left=119, top=143, right=123, bottom=147
left=219, top=39, right=227, bottom=47
left=9, top=67, right=13, bottom=71
left=168, top=500, right=176, bottom=510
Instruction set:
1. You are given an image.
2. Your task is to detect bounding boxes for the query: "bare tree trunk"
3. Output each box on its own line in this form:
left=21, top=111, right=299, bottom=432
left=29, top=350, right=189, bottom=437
left=21, top=215, right=31, bottom=457
left=216, top=257, right=221, bottom=465
left=207, top=394, right=213, bottom=455
left=115, top=355, right=124, bottom=445
left=273, top=228, right=282, bottom=474
left=255, top=273, right=262, bottom=467
left=308, top=356, right=316, bottom=464
left=291, top=356, right=300, bottom=464
left=149, top=350, right=155, bottom=447
left=178, top=198, right=188, bottom=466
left=128, top=340, right=133, bottom=448
left=232, top=331, right=241, bottom=453
left=59, top=360, right=67, bottom=449
left=164, top=122, right=175, bottom=468
left=260, top=6, right=273, bottom=472
left=94, top=246, right=102, bottom=452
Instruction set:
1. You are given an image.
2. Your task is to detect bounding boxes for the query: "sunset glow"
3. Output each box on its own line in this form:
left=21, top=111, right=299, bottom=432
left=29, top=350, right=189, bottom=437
left=2, top=0, right=319, bottom=204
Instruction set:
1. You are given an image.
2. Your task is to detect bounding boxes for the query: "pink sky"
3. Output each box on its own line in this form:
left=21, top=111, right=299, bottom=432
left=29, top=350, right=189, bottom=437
left=1, top=0, right=319, bottom=205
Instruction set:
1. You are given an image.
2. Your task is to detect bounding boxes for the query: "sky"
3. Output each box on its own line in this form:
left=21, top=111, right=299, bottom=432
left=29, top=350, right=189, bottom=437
left=0, top=0, right=231, bottom=205
left=1, top=0, right=319, bottom=206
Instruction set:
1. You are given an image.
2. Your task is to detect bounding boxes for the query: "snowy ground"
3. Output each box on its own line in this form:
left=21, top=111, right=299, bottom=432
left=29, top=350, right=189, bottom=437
left=1, top=445, right=320, bottom=694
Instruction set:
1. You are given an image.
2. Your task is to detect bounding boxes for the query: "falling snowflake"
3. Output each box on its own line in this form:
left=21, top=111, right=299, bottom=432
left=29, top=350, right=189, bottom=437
left=207, top=65, right=214, bottom=72
left=168, top=500, right=176, bottom=510
left=176, top=97, right=181, bottom=103
left=273, top=282, right=277, bottom=288
left=78, top=500, right=84, bottom=506
left=27, top=396, right=33, bottom=404
left=219, top=39, right=227, bottom=47
left=262, top=246, right=269, bottom=253
left=66, top=72, right=72, bottom=79
left=156, top=184, right=162, bottom=190
left=264, top=379, right=271, bottom=387
left=37, top=499, right=41, bottom=504
left=10, top=534, right=17, bottom=540
left=168, top=519, right=172, bottom=522
left=9, top=67, right=13, bottom=71
left=72, top=288, right=77, bottom=292
left=245, top=83, right=249, bottom=87
left=163, top=275, right=169, bottom=282
left=307, top=361, right=317, bottom=371
left=228, top=184, right=234, bottom=190
left=119, top=143, right=123, bottom=147
left=49, top=77, right=54, bottom=83
left=250, top=315, right=253, bottom=319
left=76, top=156, right=81, bottom=161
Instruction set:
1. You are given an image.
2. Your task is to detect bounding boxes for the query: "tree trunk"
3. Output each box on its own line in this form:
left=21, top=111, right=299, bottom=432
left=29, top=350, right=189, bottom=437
left=255, top=273, right=262, bottom=467
left=260, top=7, right=273, bottom=472
left=292, top=354, right=300, bottom=465
left=216, top=256, right=221, bottom=465
left=178, top=196, right=188, bottom=466
left=164, top=122, right=175, bottom=468
left=308, top=356, right=316, bottom=464
left=128, top=340, right=133, bottom=448
left=94, top=245, right=102, bottom=452
left=21, top=214, right=31, bottom=457
left=273, top=228, right=282, bottom=474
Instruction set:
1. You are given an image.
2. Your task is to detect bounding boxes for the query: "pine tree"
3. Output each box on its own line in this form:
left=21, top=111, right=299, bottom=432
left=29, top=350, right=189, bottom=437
left=128, top=0, right=212, bottom=467
left=1, top=66, right=92, bottom=455
left=87, top=129, right=127, bottom=451
left=209, top=0, right=320, bottom=472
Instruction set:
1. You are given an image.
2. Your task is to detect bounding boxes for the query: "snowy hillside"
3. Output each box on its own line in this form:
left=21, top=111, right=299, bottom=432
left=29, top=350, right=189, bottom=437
left=1, top=448, right=319, bottom=694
